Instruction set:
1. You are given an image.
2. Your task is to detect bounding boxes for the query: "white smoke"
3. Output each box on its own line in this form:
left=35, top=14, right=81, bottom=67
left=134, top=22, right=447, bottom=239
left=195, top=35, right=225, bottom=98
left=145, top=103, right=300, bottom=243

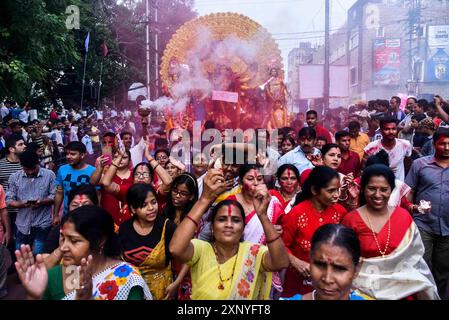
left=162, top=25, right=276, bottom=114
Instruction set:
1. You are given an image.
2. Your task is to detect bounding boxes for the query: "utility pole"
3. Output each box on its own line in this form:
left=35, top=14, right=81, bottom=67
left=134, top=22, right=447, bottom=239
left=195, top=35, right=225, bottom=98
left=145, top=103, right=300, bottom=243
left=154, top=0, right=159, bottom=98
left=146, top=0, right=151, bottom=100
left=324, top=0, right=330, bottom=114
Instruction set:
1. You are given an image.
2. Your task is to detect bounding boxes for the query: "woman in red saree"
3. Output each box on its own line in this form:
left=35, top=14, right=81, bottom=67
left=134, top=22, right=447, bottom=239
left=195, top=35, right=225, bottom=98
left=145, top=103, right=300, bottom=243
left=342, top=164, right=438, bottom=300
left=269, top=164, right=300, bottom=213
left=281, top=166, right=347, bottom=297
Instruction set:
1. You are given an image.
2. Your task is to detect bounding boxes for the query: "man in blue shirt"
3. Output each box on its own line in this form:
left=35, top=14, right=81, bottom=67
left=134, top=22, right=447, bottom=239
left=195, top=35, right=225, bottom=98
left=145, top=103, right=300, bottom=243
left=278, top=127, right=321, bottom=175
left=52, top=141, right=97, bottom=225
left=405, top=128, right=449, bottom=299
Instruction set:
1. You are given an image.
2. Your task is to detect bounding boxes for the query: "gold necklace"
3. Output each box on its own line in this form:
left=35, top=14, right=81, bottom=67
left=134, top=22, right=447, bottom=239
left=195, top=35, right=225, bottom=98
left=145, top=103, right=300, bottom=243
left=212, top=243, right=239, bottom=290
left=364, top=209, right=391, bottom=258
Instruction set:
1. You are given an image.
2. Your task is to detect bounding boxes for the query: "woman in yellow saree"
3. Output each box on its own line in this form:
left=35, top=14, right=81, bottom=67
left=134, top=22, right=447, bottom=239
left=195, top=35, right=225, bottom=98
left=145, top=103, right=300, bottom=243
left=169, top=169, right=289, bottom=300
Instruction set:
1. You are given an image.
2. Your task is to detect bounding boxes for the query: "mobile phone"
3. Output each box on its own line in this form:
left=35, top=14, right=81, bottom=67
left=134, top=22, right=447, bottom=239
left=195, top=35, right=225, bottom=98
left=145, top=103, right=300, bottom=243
left=104, top=154, right=112, bottom=166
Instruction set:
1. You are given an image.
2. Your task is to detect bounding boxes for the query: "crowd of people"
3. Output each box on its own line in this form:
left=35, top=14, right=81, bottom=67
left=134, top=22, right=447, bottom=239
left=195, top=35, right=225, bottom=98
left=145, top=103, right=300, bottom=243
left=0, top=94, right=448, bottom=300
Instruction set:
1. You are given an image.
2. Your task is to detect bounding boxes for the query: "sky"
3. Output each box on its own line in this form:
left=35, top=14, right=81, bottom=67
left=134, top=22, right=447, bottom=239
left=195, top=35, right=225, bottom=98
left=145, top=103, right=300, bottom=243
left=193, top=0, right=358, bottom=74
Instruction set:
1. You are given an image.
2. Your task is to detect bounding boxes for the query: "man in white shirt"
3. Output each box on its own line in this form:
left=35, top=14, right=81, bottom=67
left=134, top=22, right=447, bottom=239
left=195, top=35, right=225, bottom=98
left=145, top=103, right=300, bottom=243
left=363, top=116, right=412, bottom=181
left=19, top=104, right=30, bottom=124
left=278, top=127, right=321, bottom=175
left=0, top=102, right=10, bottom=120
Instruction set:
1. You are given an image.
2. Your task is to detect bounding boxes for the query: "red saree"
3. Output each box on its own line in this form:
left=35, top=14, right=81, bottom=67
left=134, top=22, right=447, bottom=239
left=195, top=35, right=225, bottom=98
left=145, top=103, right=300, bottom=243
left=280, top=199, right=347, bottom=297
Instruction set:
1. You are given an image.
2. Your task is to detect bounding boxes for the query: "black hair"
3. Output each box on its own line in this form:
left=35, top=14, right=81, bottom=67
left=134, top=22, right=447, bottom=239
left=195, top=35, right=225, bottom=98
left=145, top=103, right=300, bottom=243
left=238, top=164, right=260, bottom=181
left=209, top=200, right=246, bottom=228
left=293, top=166, right=340, bottom=206
left=119, top=131, right=132, bottom=139
left=378, top=100, right=389, bottom=110
left=433, top=128, right=449, bottom=145
left=155, top=148, right=170, bottom=158
left=103, top=132, right=116, bottom=139
left=298, top=127, right=317, bottom=139
left=321, top=143, right=341, bottom=157
left=391, top=96, right=401, bottom=104
left=65, top=141, right=87, bottom=154
left=26, top=142, right=41, bottom=153
left=418, top=99, right=429, bottom=109
left=162, top=173, right=199, bottom=223
left=379, top=116, right=398, bottom=129
left=411, top=114, right=426, bottom=122
left=311, top=224, right=361, bottom=266
left=365, top=149, right=389, bottom=167
left=126, top=183, right=158, bottom=214
left=306, top=110, right=318, bottom=117
left=5, top=135, right=25, bottom=154
left=335, top=130, right=351, bottom=141
left=154, top=138, right=168, bottom=149
left=276, top=164, right=300, bottom=181
left=61, top=205, right=121, bottom=257
left=281, top=136, right=296, bottom=148
left=347, top=121, right=360, bottom=130
left=68, top=184, right=99, bottom=207
left=132, top=162, right=154, bottom=182
left=19, top=150, right=39, bottom=168
left=359, top=164, right=395, bottom=206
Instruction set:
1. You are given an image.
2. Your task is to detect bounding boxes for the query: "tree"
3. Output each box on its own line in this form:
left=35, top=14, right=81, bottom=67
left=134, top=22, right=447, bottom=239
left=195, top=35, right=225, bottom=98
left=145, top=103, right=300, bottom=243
left=0, top=0, right=197, bottom=110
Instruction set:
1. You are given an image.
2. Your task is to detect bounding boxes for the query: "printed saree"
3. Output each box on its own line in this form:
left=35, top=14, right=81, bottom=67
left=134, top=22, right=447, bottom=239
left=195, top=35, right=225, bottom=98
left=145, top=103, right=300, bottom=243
left=62, top=262, right=153, bottom=300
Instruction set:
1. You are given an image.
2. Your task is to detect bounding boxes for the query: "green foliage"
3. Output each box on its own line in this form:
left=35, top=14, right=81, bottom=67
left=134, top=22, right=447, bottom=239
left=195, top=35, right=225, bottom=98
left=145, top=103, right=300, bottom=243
left=0, top=0, right=197, bottom=109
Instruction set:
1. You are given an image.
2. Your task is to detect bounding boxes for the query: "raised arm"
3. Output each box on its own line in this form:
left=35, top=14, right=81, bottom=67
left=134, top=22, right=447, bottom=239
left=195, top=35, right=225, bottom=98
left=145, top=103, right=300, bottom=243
left=169, top=169, right=227, bottom=263
left=90, top=155, right=108, bottom=186
left=435, top=97, right=449, bottom=123
left=145, top=145, right=173, bottom=188
left=253, top=185, right=289, bottom=272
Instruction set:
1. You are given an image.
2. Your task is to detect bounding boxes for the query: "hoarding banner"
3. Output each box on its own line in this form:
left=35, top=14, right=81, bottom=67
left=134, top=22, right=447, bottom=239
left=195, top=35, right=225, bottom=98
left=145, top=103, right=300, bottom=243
left=212, top=91, right=239, bottom=103
left=428, top=25, right=449, bottom=47
left=373, top=38, right=401, bottom=86
left=426, top=48, right=449, bottom=82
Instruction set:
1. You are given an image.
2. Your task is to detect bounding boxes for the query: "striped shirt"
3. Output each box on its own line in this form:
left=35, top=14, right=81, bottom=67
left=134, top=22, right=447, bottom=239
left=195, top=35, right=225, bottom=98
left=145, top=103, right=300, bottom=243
left=0, top=157, right=22, bottom=216
left=6, top=168, right=56, bottom=235
left=32, top=135, right=45, bottom=149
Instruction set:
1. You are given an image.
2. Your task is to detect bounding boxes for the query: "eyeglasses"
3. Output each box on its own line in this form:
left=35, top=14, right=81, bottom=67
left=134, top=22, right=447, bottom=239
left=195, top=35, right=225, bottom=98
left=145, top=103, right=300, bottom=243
left=171, top=189, right=190, bottom=197
left=134, top=172, right=150, bottom=178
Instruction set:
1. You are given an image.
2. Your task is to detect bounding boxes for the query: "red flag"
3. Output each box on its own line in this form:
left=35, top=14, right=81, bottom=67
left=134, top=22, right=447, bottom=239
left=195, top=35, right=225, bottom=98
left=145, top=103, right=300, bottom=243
left=102, top=41, right=109, bottom=57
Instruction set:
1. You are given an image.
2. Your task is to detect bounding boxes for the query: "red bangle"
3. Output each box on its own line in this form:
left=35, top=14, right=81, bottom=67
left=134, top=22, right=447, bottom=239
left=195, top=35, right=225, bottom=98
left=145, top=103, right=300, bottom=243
left=185, top=215, right=199, bottom=228
left=266, top=235, right=281, bottom=244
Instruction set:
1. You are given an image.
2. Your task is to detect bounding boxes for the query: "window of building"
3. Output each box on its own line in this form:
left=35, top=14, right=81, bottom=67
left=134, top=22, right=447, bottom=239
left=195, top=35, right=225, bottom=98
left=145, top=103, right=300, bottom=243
left=376, top=27, right=385, bottom=38
left=350, top=66, right=358, bottom=85
left=349, top=32, right=359, bottom=50
left=413, top=60, right=424, bottom=82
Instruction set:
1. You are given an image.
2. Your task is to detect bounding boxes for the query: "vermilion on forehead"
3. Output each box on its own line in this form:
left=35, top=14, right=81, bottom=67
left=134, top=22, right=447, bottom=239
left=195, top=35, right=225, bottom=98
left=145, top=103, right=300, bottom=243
left=217, top=205, right=242, bottom=218
left=245, top=169, right=261, bottom=178
left=435, top=136, right=449, bottom=144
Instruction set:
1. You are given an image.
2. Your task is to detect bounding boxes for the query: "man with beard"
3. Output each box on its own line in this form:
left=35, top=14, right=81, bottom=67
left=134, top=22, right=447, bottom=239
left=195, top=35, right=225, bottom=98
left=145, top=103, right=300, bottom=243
left=277, top=127, right=320, bottom=175
left=52, top=141, right=97, bottom=225
left=406, top=128, right=449, bottom=299
left=0, top=136, right=26, bottom=254
left=363, top=116, right=412, bottom=181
